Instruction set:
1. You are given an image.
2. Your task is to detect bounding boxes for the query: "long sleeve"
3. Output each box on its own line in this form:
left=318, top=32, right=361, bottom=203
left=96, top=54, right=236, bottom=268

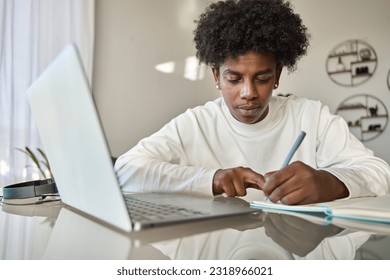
left=114, top=109, right=219, bottom=197
left=315, top=105, right=390, bottom=197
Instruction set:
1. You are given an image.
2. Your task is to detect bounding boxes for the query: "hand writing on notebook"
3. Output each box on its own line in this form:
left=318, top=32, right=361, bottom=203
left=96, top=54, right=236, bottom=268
left=262, top=161, right=349, bottom=205
left=212, top=162, right=349, bottom=205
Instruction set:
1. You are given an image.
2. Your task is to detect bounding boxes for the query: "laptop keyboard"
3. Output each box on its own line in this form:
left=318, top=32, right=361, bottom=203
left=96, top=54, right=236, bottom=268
left=124, top=196, right=208, bottom=223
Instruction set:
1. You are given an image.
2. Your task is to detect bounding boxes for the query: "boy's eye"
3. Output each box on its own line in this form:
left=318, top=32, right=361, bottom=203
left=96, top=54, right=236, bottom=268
left=226, top=76, right=241, bottom=83
left=256, top=76, right=272, bottom=83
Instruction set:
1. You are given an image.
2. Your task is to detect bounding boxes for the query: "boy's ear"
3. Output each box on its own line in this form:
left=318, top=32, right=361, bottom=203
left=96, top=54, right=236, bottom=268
left=211, top=66, right=220, bottom=84
left=276, top=65, right=283, bottom=84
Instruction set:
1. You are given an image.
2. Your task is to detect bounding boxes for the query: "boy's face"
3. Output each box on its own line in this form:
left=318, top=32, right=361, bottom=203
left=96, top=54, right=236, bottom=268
left=213, top=51, right=282, bottom=124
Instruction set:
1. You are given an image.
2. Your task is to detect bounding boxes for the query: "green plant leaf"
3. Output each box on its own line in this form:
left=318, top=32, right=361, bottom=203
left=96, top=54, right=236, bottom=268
left=17, top=147, right=47, bottom=178
left=37, top=148, right=50, bottom=166
left=37, top=148, right=53, bottom=178
left=25, top=147, right=42, bottom=169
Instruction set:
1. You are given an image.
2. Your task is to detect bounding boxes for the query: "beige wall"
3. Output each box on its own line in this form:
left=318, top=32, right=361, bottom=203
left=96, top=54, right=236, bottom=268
left=93, top=0, right=218, bottom=157
left=93, top=0, right=390, bottom=163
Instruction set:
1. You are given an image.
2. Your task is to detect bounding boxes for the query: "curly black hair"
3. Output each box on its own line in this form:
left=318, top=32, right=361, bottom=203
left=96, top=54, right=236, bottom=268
left=193, top=0, right=310, bottom=72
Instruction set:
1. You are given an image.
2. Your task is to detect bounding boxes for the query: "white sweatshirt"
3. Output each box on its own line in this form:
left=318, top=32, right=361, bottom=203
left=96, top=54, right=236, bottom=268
left=115, top=95, right=390, bottom=198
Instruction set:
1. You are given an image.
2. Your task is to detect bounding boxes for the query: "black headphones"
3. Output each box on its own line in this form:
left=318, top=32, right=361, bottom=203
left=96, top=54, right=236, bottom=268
left=3, top=178, right=58, bottom=199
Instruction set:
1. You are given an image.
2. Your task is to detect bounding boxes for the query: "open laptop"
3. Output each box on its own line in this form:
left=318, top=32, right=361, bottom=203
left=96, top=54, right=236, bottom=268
left=26, top=43, right=258, bottom=232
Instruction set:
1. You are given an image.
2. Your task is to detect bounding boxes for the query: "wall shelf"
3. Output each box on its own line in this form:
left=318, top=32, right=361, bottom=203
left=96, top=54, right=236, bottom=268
left=326, top=40, right=377, bottom=87
left=351, top=59, right=377, bottom=65
left=361, top=115, right=388, bottom=119
left=336, top=94, right=388, bottom=142
left=362, top=129, right=384, bottom=133
left=352, top=73, right=373, bottom=78
left=328, top=70, right=352, bottom=75
left=328, top=51, right=358, bottom=58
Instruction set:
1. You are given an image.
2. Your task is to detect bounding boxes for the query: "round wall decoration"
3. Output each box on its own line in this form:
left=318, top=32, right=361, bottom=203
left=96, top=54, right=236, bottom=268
left=326, top=40, right=377, bottom=87
left=336, top=94, right=388, bottom=142
left=387, top=69, right=390, bottom=90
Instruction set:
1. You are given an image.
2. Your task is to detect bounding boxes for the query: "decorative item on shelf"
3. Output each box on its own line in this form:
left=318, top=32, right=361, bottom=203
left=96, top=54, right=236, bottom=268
left=369, top=104, right=378, bottom=117
left=326, top=40, right=377, bottom=87
left=355, top=66, right=369, bottom=76
left=336, top=56, right=346, bottom=72
left=336, top=94, right=388, bottom=142
left=359, top=48, right=372, bottom=61
left=368, top=124, right=381, bottom=131
left=354, top=119, right=361, bottom=127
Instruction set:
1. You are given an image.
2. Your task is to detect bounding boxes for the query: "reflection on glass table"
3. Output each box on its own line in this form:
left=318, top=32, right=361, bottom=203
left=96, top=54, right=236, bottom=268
left=1, top=201, right=389, bottom=260
left=152, top=212, right=373, bottom=260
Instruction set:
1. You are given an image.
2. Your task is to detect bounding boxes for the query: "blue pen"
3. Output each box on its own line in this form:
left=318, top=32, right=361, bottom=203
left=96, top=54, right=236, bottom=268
left=264, top=131, right=306, bottom=201
left=280, top=131, right=306, bottom=168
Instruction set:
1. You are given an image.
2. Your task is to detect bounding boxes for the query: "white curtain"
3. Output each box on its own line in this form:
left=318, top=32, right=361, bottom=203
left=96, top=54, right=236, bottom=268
left=0, top=0, right=94, bottom=259
left=0, top=0, right=94, bottom=189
